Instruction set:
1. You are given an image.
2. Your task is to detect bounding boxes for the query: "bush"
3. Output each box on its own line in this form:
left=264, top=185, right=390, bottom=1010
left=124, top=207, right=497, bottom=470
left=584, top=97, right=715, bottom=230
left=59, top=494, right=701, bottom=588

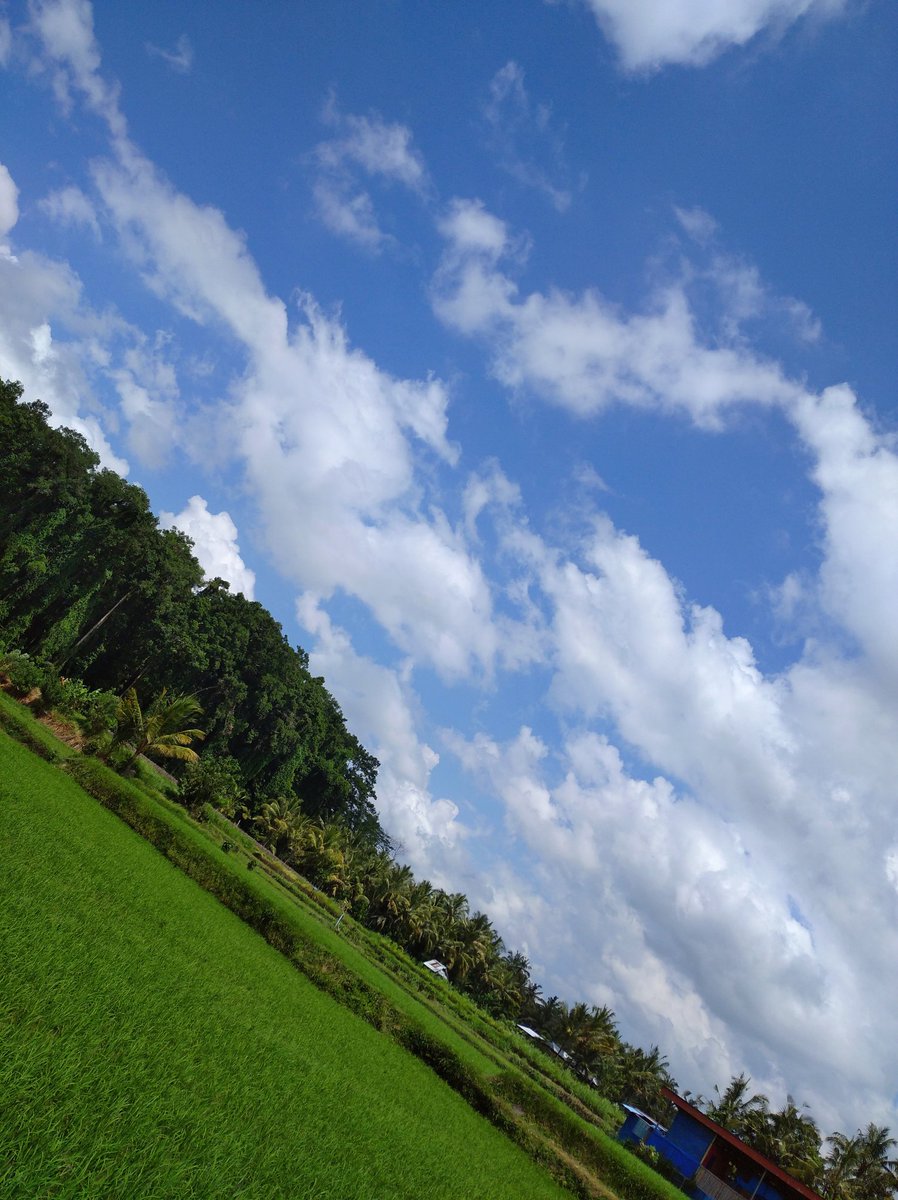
left=31, top=665, right=65, bottom=714
left=0, top=650, right=46, bottom=697
left=178, top=755, right=245, bottom=817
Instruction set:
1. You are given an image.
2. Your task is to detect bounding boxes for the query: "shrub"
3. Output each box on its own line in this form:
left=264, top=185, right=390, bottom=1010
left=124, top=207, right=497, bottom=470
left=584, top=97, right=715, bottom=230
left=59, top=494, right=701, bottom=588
left=31, top=665, right=67, bottom=714
left=178, top=754, right=245, bottom=817
left=0, top=650, right=45, bottom=697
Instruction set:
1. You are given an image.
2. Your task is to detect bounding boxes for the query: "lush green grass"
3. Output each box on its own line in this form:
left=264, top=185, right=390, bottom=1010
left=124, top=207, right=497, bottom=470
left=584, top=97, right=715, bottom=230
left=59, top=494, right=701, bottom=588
left=0, top=731, right=569, bottom=1200
left=0, top=698, right=684, bottom=1200
left=0, top=686, right=72, bottom=762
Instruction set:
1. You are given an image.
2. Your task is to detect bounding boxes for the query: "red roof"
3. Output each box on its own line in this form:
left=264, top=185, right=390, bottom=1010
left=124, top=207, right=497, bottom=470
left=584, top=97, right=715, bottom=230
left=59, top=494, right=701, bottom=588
left=661, top=1089, right=823, bottom=1200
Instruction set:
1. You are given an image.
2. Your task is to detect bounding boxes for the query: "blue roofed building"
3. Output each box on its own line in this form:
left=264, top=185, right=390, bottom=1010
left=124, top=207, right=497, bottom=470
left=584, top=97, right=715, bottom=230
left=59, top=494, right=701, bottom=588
left=620, top=1089, right=823, bottom=1200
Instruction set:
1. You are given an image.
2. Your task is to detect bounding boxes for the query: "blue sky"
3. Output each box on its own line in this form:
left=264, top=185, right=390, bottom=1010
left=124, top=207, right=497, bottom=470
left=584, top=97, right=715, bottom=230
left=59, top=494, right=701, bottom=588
left=1, top=0, right=896, bottom=1135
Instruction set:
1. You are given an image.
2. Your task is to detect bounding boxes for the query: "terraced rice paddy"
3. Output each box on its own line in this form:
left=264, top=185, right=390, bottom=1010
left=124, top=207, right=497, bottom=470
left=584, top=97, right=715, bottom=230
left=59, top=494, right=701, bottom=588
left=0, top=730, right=568, bottom=1199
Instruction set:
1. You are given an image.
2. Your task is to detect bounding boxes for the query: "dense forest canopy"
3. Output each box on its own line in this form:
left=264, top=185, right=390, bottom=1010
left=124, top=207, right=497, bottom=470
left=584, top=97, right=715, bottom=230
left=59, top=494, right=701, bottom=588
left=0, top=377, right=384, bottom=846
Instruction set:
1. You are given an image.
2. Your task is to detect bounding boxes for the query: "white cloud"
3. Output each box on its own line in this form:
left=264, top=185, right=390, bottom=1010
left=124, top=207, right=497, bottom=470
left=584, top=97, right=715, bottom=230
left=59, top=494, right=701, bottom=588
left=145, top=33, right=193, bottom=74
left=482, top=62, right=576, bottom=212
left=674, top=205, right=718, bottom=244
left=578, top=0, right=847, bottom=71
left=0, top=245, right=129, bottom=472
left=28, top=0, right=126, bottom=137
left=39, top=183, right=101, bottom=237
left=450, top=397, right=898, bottom=1131
left=108, top=332, right=182, bottom=468
left=87, top=143, right=499, bottom=679
left=297, top=597, right=470, bottom=878
left=310, top=99, right=429, bottom=250
left=160, top=495, right=256, bottom=598
left=790, top=385, right=898, bottom=685
left=317, top=100, right=428, bottom=192
left=434, top=203, right=802, bottom=423
left=448, top=590, right=898, bottom=1131
left=312, top=178, right=387, bottom=251
left=0, top=16, right=12, bottom=66
left=0, top=162, right=20, bottom=239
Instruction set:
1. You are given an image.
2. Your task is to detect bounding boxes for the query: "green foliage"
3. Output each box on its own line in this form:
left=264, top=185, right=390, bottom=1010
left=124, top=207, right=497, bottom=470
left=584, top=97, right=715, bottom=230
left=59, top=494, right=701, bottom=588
left=0, top=378, right=385, bottom=848
left=0, top=649, right=45, bottom=696
left=110, top=686, right=206, bottom=770
left=178, top=753, right=246, bottom=816
left=76, top=685, right=120, bottom=737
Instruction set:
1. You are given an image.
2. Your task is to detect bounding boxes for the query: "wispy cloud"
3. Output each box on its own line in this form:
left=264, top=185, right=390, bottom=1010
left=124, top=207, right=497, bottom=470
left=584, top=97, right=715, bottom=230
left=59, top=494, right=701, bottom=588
left=39, top=183, right=101, bottom=238
left=482, top=62, right=578, bottom=212
left=0, top=15, right=12, bottom=66
left=309, top=96, right=429, bottom=252
left=145, top=33, right=193, bottom=75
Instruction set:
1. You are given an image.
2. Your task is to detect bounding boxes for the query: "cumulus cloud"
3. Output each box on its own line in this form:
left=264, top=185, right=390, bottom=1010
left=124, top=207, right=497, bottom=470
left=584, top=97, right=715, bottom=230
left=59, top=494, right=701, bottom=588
left=577, top=0, right=847, bottom=72
left=0, top=243, right=129, bottom=472
left=482, top=62, right=577, bottom=212
left=447, top=491, right=898, bottom=1129
left=297, top=597, right=470, bottom=877
left=71, top=107, right=495, bottom=679
left=790, top=386, right=898, bottom=685
left=145, top=33, right=193, bottom=74
left=160, top=495, right=256, bottom=598
left=433, top=198, right=802, bottom=424
left=439, top=353, right=898, bottom=1130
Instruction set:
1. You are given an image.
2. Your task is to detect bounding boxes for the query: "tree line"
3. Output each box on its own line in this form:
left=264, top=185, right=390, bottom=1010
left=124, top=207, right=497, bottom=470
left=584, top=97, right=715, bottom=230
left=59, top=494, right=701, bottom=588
left=2, top=377, right=893, bottom=1198
left=693, top=1074, right=897, bottom=1200
left=0, top=378, right=382, bottom=843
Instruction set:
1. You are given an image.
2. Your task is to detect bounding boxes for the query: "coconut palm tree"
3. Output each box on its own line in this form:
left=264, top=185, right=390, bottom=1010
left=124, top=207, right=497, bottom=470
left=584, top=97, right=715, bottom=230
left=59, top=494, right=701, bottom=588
left=707, top=1074, right=770, bottom=1141
left=111, top=687, right=205, bottom=772
left=253, top=795, right=308, bottom=859
left=847, top=1126, right=898, bottom=1200
left=757, top=1098, right=822, bottom=1183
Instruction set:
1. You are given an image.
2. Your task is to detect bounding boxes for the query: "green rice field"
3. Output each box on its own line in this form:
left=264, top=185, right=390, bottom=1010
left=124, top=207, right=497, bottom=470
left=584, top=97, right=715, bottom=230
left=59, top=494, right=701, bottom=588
left=0, top=729, right=569, bottom=1199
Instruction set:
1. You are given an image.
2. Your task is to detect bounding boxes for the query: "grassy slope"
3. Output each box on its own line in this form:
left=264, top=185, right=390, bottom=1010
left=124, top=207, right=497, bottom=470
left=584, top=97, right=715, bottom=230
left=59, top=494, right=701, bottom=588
left=0, top=729, right=568, bottom=1200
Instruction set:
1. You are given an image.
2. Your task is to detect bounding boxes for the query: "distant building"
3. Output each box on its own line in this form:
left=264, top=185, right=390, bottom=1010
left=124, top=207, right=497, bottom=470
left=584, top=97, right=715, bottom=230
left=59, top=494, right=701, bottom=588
left=619, top=1103, right=664, bottom=1143
left=619, top=1089, right=822, bottom=1200
left=422, top=959, right=449, bottom=981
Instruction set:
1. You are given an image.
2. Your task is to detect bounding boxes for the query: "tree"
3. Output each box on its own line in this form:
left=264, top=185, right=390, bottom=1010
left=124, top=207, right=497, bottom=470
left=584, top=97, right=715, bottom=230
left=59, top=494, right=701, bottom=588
left=110, top=688, right=205, bottom=772
left=825, top=1126, right=898, bottom=1200
left=253, top=795, right=308, bottom=859
left=706, top=1074, right=770, bottom=1141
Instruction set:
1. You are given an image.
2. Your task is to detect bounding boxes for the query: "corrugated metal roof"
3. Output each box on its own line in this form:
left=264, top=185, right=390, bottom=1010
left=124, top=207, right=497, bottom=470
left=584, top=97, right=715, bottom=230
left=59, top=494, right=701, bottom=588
left=661, top=1089, right=823, bottom=1200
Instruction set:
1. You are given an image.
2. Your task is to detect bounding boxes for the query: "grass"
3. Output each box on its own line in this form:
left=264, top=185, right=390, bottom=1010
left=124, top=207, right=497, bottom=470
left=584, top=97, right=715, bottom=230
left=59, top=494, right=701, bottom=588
left=0, top=686, right=72, bottom=762
left=0, top=729, right=570, bottom=1200
left=0, top=695, right=687, bottom=1200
